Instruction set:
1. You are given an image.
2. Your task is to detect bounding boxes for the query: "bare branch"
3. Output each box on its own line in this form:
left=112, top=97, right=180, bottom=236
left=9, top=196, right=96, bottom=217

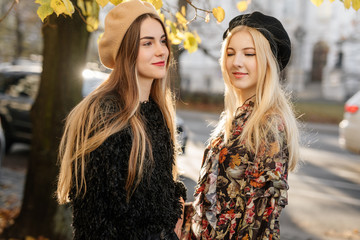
left=185, top=0, right=212, bottom=13
left=0, top=0, right=19, bottom=23
left=185, top=0, right=212, bottom=24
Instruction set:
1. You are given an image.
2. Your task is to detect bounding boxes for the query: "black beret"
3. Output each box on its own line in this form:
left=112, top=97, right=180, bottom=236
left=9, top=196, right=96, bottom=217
left=223, top=11, right=291, bottom=70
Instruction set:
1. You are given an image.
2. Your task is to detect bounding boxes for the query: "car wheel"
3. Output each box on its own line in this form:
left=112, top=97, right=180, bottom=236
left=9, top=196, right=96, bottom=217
left=0, top=118, right=13, bottom=153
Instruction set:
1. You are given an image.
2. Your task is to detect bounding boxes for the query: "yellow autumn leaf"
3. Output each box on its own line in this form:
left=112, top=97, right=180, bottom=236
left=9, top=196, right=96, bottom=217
left=310, top=0, right=324, bottom=6
left=175, top=30, right=184, bottom=40
left=165, top=19, right=172, bottom=26
left=193, top=30, right=201, bottom=44
left=35, top=0, right=54, bottom=22
left=35, top=0, right=51, bottom=5
left=176, top=11, right=187, bottom=25
left=61, top=0, right=74, bottom=15
left=353, top=0, right=360, bottom=10
left=212, top=6, right=225, bottom=23
left=159, top=12, right=165, bottom=23
left=329, top=0, right=335, bottom=2
left=236, top=1, right=248, bottom=12
left=96, top=0, right=109, bottom=8
left=344, top=0, right=351, bottom=9
left=181, top=5, right=186, bottom=16
left=25, top=236, right=36, bottom=240
left=168, top=32, right=182, bottom=45
left=86, top=16, right=99, bottom=32
left=85, top=1, right=92, bottom=16
left=183, top=32, right=198, bottom=53
left=145, top=0, right=162, bottom=10
left=91, top=0, right=100, bottom=16
left=37, top=4, right=54, bottom=21
left=109, top=0, right=123, bottom=5
left=77, top=0, right=86, bottom=14
left=170, top=22, right=177, bottom=34
left=50, top=0, right=74, bottom=16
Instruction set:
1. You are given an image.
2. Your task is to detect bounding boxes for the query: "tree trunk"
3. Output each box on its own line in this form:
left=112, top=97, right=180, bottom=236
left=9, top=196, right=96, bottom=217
left=170, top=0, right=187, bottom=99
left=1, top=2, right=90, bottom=239
left=14, top=7, right=23, bottom=60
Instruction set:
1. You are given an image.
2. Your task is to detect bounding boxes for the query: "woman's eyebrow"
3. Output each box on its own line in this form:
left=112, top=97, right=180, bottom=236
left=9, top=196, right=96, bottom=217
left=140, top=34, right=166, bottom=40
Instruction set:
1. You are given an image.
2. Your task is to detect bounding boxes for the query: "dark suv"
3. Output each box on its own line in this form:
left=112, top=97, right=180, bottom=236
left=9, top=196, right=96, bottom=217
left=0, top=62, right=187, bottom=153
left=0, top=62, right=109, bottom=152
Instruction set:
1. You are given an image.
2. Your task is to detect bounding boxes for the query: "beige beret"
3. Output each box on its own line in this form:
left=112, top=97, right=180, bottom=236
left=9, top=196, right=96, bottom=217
left=98, top=0, right=159, bottom=69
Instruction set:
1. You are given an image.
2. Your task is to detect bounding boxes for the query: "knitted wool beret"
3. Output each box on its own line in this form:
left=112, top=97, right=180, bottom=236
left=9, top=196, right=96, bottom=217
left=98, top=0, right=159, bottom=69
left=223, top=11, right=291, bottom=70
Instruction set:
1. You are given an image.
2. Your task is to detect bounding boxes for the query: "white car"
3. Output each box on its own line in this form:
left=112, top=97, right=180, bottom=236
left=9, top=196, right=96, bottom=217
left=339, top=91, right=360, bottom=154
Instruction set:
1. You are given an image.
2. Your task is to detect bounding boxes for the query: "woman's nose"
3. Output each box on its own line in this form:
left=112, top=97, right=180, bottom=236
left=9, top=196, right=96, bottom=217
left=232, top=54, right=243, bottom=67
left=156, top=44, right=167, bottom=57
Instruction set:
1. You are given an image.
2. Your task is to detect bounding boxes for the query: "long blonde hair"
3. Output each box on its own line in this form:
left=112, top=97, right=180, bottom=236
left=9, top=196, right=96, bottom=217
left=213, top=26, right=299, bottom=171
left=57, top=13, right=177, bottom=204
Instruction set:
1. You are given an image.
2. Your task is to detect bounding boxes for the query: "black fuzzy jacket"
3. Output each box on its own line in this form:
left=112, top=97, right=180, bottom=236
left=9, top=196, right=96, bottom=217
left=69, top=97, right=186, bottom=240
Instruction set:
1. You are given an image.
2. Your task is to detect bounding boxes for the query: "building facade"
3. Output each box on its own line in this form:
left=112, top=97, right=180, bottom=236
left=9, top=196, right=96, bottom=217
left=180, top=0, right=360, bottom=101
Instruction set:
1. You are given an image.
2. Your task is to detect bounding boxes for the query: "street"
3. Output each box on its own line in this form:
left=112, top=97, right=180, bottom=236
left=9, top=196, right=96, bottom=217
left=177, top=109, right=360, bottom=240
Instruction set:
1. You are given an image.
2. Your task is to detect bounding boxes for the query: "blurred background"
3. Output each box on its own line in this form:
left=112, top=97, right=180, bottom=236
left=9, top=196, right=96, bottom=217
left=0, top=0, right=359, bottom=239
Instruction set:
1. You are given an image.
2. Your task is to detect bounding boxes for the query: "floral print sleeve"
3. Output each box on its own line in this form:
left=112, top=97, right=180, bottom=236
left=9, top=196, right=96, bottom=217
left=188, top=101, right=290, bottom=240
left=239, top=125, right=289, bottom=240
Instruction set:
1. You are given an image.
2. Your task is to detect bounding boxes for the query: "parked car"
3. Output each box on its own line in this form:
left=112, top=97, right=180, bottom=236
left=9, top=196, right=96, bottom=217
left=176, top=116, right=188, bottom=154
left=0, top=62, right=187, bottom=153
left=0, top=118, right=5, bottom=166
left=0, top=63, right=109, bottom=152
left=339, top=90, right=360, bottom=154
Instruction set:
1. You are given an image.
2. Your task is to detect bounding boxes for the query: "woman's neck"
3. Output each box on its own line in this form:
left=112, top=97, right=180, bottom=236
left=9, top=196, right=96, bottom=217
left=236, top=90, right=256, bottom=106
left=138, top=78, right=154, bottom=102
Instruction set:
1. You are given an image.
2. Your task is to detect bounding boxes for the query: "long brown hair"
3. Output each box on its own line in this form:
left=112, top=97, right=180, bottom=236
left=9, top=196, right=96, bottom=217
left=57, top=13, right=177, bottom=203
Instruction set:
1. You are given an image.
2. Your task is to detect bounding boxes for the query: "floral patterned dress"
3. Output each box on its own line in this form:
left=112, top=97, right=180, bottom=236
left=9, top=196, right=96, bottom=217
left=182, top=100, right=289, bottom=240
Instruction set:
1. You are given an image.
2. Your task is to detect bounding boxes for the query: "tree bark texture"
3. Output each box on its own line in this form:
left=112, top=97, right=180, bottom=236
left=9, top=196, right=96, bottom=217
left=170, top=0, right=187, bottom=99
left=1, top=2, right=90, bottom=239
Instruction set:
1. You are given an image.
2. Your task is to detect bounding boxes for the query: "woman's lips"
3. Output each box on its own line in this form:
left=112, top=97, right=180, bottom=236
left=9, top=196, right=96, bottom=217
left=152, top=61, right=165, bottom=67
left=232, top=72, right=247, bottom=78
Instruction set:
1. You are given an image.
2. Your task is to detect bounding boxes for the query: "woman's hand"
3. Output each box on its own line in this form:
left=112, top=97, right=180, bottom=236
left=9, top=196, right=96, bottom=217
left=174, top=197, right=185, bottom=239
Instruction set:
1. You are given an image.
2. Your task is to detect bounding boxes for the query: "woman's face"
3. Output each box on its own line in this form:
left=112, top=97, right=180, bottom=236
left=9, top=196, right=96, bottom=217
left=226, top=29, right=258, bottom=97
left=136, top=17, right=169, bottom=82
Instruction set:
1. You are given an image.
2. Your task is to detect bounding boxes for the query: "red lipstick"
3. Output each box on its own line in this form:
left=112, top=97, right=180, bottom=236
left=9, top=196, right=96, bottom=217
left=232, top=72, right=247, bottom=78
left=152, top=61, right=165, bottom=67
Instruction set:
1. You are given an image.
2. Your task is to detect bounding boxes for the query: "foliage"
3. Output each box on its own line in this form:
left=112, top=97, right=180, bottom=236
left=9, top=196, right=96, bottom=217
left=311, top=0, right=360, bottom=10
left=31, top=0, right=360, bottom=53
left=34, top=0, right=242, bottom=53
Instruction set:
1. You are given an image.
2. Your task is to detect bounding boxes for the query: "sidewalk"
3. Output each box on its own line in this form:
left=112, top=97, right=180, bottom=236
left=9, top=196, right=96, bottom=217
left=0, top=144, right=28, bottom=233
left=0, top=120, right=340, bottom=234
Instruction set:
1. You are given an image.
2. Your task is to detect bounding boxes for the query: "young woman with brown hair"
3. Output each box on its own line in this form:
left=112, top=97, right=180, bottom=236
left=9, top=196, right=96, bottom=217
left=57, top=1, right=186, bottom=239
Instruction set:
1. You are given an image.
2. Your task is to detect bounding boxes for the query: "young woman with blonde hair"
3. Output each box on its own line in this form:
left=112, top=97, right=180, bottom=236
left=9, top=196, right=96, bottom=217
left=181, top=11, right=299, bottom=240
left=57, top=1, right=186, bottom=239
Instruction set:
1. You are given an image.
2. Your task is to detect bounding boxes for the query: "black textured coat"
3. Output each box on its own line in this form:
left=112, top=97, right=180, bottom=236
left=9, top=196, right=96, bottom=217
left=69, top=97, right=186, bottom=240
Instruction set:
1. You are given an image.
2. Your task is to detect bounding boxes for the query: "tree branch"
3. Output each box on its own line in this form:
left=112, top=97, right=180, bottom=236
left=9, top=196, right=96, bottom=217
left=0, top=0, right=19, bottom=23
left=198, top=44, right=218, bottom=62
